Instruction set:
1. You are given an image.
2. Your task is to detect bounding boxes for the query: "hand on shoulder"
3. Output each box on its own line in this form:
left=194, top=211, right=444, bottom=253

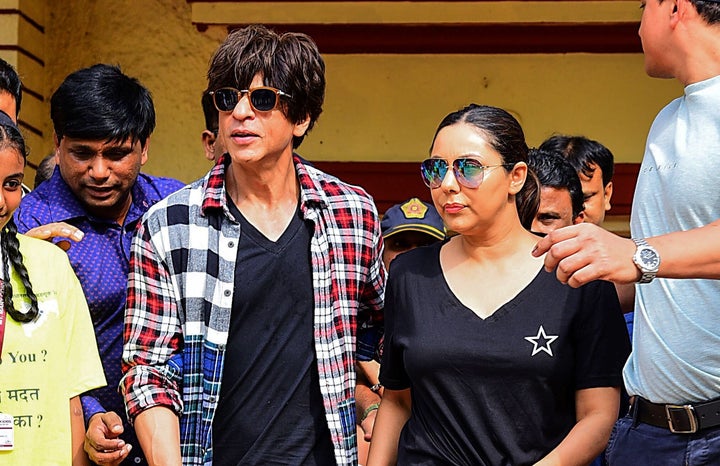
left=532, top=223, right=639, bottom=287
left=24, top=221, right=84, bottom=251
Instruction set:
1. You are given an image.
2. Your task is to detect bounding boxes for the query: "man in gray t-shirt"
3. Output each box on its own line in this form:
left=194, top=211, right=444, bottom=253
left=534, top=0, right=720, bottom=463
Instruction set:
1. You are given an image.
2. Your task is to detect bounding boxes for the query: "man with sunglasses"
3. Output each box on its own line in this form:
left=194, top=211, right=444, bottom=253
left=15, top=64, right=185, bottom=465
left=120, top=25, right=384, bottom=466
left=534, top=0, right=720, bottom=463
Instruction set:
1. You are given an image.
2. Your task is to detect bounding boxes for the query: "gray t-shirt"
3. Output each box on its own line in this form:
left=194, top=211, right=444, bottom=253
left=626, top=74, right=720, bottom=404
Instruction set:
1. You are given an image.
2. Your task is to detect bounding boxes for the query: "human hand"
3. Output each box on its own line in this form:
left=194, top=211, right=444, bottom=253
left=24, top=222, right=84, bottom=251
left=84, top=412, right=132, bottom=465
left=360, top=407, right=378, bottom=441
left=532, top=223, right=640, bottom=288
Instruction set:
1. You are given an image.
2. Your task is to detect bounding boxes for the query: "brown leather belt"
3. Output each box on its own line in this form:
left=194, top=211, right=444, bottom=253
left=630, top=396, right=720, bottom=434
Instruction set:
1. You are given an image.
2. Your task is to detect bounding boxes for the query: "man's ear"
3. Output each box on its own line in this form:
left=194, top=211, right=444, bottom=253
left=53, top=132, right=61, bottom=163
left=670, top=0, right=683, bottom=27
left=140, top=137, right=150, bottom=166
left=201, top=130, right=217, bottom=162
left=293, top=115, right=312, bottom=138
left=603, top=181, right=614, bottom=212
left=574, top=211, right=586, bottom=225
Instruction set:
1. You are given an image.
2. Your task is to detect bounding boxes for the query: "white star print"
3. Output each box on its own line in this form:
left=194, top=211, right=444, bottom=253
left=524, top=325, right=559, bottom=357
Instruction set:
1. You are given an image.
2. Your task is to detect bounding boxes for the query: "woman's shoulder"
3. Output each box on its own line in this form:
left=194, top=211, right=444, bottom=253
left=17, top=234, right=74, bottom=271
left=388, top=241, right=443, bottom=278
left=531, top=269, right=619, bottom=316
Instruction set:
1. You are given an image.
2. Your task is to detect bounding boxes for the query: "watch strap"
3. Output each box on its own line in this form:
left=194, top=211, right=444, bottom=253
left=632, top=238, right=658, bottom=284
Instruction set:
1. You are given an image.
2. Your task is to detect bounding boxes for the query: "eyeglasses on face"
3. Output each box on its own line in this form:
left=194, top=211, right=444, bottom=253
left=420, top=158, right=513, bottom=189
left=209, top=86, right=292, bottom=113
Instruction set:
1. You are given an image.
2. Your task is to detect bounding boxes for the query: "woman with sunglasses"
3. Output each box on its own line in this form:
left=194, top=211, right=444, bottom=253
left=0, top=112, right=105, bottom=465
left=367, top=104, right=630, bottom=466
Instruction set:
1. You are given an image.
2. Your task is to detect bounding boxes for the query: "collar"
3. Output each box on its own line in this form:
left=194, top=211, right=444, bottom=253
left=39, top=169, right=158, bottom=226
left=200, top=153, right=327, bottom=219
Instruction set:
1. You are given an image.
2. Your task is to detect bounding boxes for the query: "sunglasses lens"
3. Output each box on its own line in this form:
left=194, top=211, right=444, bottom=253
left=250, top=88, right=278, bottom=112
left=455, top=159, right=485, bottom=188
left=421, top=159, right=447, bottom=188
left=213, top=89, right=239, bottom=111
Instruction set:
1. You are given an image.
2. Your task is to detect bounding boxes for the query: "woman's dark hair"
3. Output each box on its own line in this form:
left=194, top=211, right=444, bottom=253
left=430, top=104, right=529, bottom=167
left=0, top=121, right=39, bottom=322
left=516, top=167, right=540, bottom=230
left=207, top=24, right=326, bottom=149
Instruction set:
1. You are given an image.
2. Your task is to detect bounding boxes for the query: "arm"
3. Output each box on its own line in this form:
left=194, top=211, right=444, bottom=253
left=535, top=387, right=620, bottom=466
left=615, top=283, right=635, bottom=315
left=357, top=204, right=386, bottom=362
left=356, top=361, right=382, bottom=440
left=366, top=388, right=411, bottom=466
left=533, top=221, right=720, bottom=288
left=120, top=221, right=184, bottom=456
left=134, top=406, right=182, bottom=466
left=71, top=396, right=91, bottom=466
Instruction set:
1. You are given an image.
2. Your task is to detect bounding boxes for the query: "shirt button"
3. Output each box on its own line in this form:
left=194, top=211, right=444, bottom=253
left=224, top=289, right=231, bottom=297
left=228, top=241, right=235, bottom=248
left=209, top=396, right=217, bottom=403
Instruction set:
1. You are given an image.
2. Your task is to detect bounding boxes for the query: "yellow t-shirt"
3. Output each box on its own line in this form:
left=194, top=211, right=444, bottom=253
left=0, top=234, right=106, bottom=465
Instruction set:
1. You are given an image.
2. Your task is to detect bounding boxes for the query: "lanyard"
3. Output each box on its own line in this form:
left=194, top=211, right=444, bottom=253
left=0, top=281, right=5, bottom=364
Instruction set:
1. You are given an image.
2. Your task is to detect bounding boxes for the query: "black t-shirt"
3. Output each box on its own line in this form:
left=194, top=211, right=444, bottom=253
left=380, top=242, right=630, bottom=466
left=212, top=201, right=336, bottom=466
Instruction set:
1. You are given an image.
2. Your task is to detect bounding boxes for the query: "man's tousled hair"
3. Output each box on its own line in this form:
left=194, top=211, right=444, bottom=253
left=207, top=25, right=326, bottom=149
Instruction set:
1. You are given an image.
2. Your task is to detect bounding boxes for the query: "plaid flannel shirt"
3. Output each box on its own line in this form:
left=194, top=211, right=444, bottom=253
left=120, top=154, right=385, bottom=466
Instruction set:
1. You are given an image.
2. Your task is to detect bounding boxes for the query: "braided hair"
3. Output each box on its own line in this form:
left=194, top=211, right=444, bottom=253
left=0, top=113, right=39, bottom=322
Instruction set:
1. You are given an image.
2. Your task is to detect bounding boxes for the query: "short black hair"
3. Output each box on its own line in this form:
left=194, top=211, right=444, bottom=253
left=0, top=58, right=22, bottom=116
left=539, top=135, right=614, bottom=187
left=528, top=148, right=584, bottom=219
left=51, top=64, right=155, bottom=146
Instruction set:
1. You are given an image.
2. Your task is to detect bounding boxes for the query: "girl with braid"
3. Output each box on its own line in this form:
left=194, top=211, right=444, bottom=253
left=0, top=111, right=105, bottom=466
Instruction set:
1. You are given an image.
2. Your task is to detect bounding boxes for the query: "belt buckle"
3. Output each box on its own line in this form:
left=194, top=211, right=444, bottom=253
left=665, top=404, right=698, bottom=434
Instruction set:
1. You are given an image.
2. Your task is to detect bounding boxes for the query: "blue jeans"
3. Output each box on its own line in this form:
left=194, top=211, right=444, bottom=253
left=606, top=415, right=720, bottom=465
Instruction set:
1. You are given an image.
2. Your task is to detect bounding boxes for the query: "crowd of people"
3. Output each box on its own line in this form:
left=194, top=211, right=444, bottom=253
left=0, top=0, right=719, bottom=464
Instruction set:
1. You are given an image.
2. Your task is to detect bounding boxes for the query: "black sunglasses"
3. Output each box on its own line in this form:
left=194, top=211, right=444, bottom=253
left=209, top=87, right=292, bottom=113
left=420, top=158, right=513, bottom=189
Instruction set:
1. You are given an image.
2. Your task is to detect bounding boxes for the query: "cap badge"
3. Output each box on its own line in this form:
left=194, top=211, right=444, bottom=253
left=400, top=198, right=428, bottom=219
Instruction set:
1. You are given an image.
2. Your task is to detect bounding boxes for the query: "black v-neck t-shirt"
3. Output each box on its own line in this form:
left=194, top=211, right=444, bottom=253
left=212, top=200, right=335, bottom=465
left=380, top=242, right=630, bottom=465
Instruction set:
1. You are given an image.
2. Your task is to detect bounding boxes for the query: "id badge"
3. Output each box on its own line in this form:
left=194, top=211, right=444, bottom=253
left=0, top=413, right=14, bottom=450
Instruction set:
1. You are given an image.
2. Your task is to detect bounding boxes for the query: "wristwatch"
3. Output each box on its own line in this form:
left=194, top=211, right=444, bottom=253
left=632, top=238, right=660, bottom=284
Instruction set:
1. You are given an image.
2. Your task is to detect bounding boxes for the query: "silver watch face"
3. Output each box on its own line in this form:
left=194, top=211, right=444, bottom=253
left=638, top=247, right=660, bottom=270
